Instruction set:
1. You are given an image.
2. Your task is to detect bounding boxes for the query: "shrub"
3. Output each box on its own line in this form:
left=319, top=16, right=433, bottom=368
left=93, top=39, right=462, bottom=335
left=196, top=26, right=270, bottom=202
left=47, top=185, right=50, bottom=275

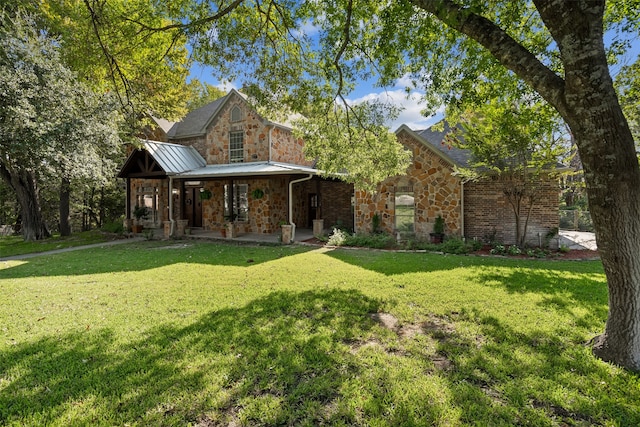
left=327, top=228, right=347, bottom=246
left=490, top=244, right=506, bottom=255
left=102, top=221, right=125, bottom=234
left=344, top=233, right=396, bottom=249
left=507, top=245, right=522, bottom=256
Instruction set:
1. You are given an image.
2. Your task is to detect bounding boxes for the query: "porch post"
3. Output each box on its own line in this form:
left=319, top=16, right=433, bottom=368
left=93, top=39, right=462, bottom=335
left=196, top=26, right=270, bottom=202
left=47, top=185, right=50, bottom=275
left=126, top=178, right=131, bottom=220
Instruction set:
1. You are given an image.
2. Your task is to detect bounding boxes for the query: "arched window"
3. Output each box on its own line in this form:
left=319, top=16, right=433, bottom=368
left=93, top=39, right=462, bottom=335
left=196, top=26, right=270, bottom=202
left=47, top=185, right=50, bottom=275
left=394, top=179, right=414, bottom=232
left=231, top=105, right=242, bottom=122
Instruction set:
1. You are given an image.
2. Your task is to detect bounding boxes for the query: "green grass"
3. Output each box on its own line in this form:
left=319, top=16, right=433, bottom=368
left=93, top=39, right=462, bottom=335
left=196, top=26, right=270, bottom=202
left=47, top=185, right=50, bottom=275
left=0, top=231, right=115, bottom=258
left=1, top=240, right=638, bottom=426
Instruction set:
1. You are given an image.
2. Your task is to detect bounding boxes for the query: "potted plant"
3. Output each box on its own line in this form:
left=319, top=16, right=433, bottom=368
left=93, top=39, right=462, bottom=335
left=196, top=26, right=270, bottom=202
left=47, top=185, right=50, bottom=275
left=132, top=205, right=148, bottom=233
left=199, top=188, right=212, bottom=200
left=251, top=188, right=264, bottom=199
left=430, top=215, right=445, bottom=244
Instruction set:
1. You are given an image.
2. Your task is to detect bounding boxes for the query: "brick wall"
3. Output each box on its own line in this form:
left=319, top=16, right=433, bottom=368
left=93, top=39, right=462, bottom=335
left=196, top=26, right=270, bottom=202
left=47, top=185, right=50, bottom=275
left=297, top=178, right=354, bottom=230
left=464, top=175, right=560, bottom=246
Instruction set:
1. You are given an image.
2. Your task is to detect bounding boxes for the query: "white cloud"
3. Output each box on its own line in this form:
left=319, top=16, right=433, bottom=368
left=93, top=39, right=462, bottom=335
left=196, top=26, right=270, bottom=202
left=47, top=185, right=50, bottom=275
left=347, top=88, right=443, bottom=131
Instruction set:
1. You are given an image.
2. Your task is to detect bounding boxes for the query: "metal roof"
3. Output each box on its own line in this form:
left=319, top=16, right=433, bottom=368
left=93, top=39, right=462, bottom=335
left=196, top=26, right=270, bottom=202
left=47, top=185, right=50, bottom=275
left=176, top=161, right=319, bottom=179
left=143, top=140, right=206, bottom=174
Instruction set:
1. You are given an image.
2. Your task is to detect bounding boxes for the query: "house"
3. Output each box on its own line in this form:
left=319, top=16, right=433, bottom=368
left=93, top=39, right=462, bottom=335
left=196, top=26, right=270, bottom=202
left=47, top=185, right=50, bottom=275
left=118, top=90, right=562, bottom=246
left=117, top=89, right=354, bottom=239
left=354, top=124, right=563, bottom=246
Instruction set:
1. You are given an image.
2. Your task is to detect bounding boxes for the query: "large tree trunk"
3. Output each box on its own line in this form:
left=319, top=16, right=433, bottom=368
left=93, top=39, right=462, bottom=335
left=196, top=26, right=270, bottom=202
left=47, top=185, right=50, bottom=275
left=0, top=165, right=50, bottom=241
left=59, top=177, right=71, bottom=236
left=413, top=0, right=640, bottom=370
left=536, top=0, right=640, bottom=371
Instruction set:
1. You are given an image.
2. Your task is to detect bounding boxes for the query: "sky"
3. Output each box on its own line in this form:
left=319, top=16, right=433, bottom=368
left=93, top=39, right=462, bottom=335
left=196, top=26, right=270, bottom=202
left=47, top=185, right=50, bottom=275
left=188, top=62, right=443, bottom=131
left=187, top=19, right=638, bottom=133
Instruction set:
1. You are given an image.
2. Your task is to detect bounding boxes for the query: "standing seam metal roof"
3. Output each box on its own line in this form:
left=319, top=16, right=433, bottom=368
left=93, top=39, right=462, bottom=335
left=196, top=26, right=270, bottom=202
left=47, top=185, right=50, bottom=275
left=143, top=140, right=206, bottom=174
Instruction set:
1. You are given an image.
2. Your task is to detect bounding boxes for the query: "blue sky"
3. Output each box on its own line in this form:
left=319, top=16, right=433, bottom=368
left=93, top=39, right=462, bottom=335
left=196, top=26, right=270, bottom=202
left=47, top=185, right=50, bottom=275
left=187, top=24, right=638, bottom=132
left=188, top=62, right=441, bottom=131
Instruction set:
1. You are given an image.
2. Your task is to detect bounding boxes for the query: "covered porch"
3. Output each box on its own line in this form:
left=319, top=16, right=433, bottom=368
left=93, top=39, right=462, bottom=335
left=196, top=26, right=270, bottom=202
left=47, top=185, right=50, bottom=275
left=117, top=140, right=353, bottom=240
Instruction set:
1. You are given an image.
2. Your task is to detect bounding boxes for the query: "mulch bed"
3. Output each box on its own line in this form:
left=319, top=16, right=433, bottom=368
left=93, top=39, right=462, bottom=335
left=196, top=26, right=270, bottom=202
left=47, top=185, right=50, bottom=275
left=302, top=238, right=600, bottom=260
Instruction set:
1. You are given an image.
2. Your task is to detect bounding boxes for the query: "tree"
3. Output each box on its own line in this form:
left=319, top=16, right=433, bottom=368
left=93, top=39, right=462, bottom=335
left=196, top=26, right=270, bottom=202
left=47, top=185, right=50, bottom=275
left=185, top=80, right=227, bottom=111
left=90, top=1, right=640, bottom=370
left=0, top=14, right=122, bottom=240
left=448, top=101, right=565, bottom=247
left=39, top=0, right=192, bottom=122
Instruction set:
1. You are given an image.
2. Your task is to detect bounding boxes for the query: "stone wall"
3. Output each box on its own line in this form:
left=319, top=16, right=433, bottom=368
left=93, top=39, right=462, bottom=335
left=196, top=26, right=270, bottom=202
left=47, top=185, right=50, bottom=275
left=355, top=131, right=463, bottom=238
left=197, top=177, right=289, bottom=234
left=464, top=175, right=560, bottom=246
left=129, top=178, right=168, bottom=228
left=168, top=92, right=310, bottom=166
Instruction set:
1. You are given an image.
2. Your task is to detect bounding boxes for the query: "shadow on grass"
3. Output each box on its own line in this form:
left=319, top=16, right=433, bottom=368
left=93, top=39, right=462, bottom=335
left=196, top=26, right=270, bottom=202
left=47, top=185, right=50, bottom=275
left=2, top=287, right=638, bottom=425
left=0, top=289, right=380, bottom=426
left=0, top=240, right=314, bottom=279
left=435, top=309, right=640, bottom=425
left=471, top=264, right=608, bottom=320
left=326, top=248, right=606, bottom=311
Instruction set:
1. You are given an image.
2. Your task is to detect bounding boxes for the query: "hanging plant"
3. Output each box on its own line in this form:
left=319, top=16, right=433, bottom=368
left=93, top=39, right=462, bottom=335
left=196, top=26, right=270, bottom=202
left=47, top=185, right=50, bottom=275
left=251, top=188, right=264, bottom=199
left=199, top=189, right=212, bottom=200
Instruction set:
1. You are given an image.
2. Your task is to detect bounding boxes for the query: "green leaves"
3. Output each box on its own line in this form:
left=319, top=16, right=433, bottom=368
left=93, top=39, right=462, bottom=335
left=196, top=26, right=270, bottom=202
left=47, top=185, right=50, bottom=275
left=296, top=100, right=411, bottom=191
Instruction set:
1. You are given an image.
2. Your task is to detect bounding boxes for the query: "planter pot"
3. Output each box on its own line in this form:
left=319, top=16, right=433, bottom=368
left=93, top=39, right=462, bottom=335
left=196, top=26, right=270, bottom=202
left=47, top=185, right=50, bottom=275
left=281, top=224, right=293, bottom=244
left=220, top=227, right=226, bottom=238
left=132, top=224, right=143, bottom=233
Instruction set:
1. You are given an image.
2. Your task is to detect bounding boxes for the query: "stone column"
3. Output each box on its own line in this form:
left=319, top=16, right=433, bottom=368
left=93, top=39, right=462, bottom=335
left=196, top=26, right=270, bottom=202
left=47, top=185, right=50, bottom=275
left=225, top=222, right=236, bottom=238
left=163, top=221, right=171, bottom=238
left=177, top=220, right=189, bottom=237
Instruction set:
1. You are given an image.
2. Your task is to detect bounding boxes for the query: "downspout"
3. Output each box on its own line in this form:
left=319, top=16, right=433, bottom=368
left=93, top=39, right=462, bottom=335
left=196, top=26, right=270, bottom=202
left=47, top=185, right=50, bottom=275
left=169, top=176, right=175, bottom=237
left=289, top=174, right=314, bottom=241
left=268, top=125, right=274, bottom=162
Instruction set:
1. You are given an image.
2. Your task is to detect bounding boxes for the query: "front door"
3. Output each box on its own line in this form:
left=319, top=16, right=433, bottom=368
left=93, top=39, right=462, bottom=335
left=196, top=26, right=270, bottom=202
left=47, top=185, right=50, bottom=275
left=184, top=187, right=203, bottom=227
left=308, top=193, right=318, bottom=226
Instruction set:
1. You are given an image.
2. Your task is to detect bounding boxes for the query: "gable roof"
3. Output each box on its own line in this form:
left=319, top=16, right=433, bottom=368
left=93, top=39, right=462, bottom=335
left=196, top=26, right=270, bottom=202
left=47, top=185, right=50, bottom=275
left=167, top=94, right=230, bottom=139
left=117, top=140, right=206, bottom=178
left=397, top=123, right=570, bottom=173
left=165, top=89, right=299, bottom=140
left=395, top=123, right=471, bottom=168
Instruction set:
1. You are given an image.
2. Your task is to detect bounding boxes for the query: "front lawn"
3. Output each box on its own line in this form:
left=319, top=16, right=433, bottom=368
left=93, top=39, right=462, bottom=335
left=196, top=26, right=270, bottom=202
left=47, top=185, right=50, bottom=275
left=0, top=240, right=637, bottom=426
left=0, top=230, right=116, bottom=258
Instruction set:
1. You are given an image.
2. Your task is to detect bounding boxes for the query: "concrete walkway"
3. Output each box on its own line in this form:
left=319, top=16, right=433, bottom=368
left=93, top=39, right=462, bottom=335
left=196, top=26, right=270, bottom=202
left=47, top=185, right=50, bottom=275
left=1, top=228, right=316, bottom=262
left=558, top=230, right=598, bottom=251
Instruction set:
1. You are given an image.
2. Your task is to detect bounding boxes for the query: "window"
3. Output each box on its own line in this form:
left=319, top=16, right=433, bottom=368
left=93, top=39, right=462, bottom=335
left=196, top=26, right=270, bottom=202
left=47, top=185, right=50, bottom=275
left=231, top=105, right=242, bottom=122
left=224, top=184, right=248, bottom=222
left=229, top=131, right=244, bottom=163
left=136, top=186, right=159, bottom=223
left=394, top=181, right=414, bottom=232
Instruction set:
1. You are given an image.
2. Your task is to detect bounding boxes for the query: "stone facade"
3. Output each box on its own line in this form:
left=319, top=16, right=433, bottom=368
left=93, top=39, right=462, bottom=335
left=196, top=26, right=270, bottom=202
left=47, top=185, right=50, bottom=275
left=355, top=130, right=463, bottom=238
left=198, top=177, right=289, bottom=234
left=125, top=90, right=348, bottom=237
left=129, top=178, right=169, bottom=228
left=171, top=92, right=312, bottom=167
left=355, top=129, right=560, bottom=246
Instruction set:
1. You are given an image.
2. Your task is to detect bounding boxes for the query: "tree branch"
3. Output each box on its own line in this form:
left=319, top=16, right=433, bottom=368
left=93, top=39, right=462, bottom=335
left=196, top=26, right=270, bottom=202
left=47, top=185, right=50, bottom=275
left=124, top=0, right=244, bottom=33
left=409, top=0, right=568, bottom=117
